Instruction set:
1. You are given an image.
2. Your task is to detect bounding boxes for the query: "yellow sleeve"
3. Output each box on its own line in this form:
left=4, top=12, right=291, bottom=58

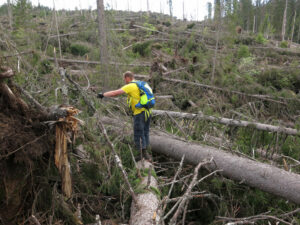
left=121, top=83, right=136, bottom=94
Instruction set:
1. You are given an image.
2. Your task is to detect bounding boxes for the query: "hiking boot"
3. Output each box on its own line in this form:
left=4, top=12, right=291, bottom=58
left=142, top=148, right=152, bottom=161
left=135, top=151, right=142, bottom=162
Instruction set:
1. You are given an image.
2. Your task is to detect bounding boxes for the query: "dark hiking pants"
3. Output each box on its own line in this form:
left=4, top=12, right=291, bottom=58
left=133, top=111, right=151, bottom=150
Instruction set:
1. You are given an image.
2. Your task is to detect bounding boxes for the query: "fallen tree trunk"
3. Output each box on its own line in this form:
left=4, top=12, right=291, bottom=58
left=47, top=57, right=151, bottom=67
left=152, top=109, right=299, bottom=136
left=150, top=131, right=300, bottom=204
left=130, top=161, right=160, bottom=225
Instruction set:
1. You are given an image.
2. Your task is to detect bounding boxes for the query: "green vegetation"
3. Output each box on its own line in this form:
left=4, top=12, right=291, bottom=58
left=1, top=1, right=300, bottom=224
left=255, top=33, right=267, bottom=44
left=280, top=40, right=289, bottom=48
left=70, top=42, right=90, bottom=56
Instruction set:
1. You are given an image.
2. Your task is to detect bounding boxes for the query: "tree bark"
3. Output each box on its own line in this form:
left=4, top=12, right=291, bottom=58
left=281, top=0, right=288, bottom=41
left=150, top=131, right=300, bottom=204
left=152, top=109, right=299, bottom=136
left=53, top=0, right=62, bottom=59
left=129, top=161, right=160, bottom=225
left=7, top=0, right=13, bottom=30
left=290, top=9, right=297, bottom=44
left=97, top=0, right=108, bottom=64
left=168, top=0, right=173, bottom=17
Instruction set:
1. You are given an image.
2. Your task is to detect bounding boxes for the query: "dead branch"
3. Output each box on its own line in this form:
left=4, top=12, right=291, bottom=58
left=165, top=112, right=189, bottom=140
left=160, top=155, right=185, bottom=223
left=169, top=159, right=213, bottom=225
left=162, top=64, right=200, bottom=76
left=97, top=118, right=138, bottom=206
left=217, top=213, right=293, bottom=225
left=29, top=215, right=41, bottom=225
left=0, top=133, right=47, bottom=159
left=65, top=70, right=96, bottom=114
left=156, top=95, right=174, bottom=99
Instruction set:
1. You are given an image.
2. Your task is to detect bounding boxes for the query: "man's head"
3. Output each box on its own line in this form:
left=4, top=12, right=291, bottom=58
left=123, top=71, right=134, bottom=84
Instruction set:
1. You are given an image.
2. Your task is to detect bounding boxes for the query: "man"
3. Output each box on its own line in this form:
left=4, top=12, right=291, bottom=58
left=97, top=71, right=152, bottom=161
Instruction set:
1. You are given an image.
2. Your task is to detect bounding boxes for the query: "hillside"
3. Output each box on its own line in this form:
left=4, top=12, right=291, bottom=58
left=1, top=1, right=300, bottom=225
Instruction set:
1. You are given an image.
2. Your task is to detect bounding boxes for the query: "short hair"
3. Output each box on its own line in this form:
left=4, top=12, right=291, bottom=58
left=123, top=71, right=134, bottom=79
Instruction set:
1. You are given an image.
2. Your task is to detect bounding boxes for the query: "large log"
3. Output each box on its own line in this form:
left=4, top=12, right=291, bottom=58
left=152, top=109, right=299, bottom=136
left=130, top=161, right=160, bottom=225
left=150, top=131, right=300, bottom=204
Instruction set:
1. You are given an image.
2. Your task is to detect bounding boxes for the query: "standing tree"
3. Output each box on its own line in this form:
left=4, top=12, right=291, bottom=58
left=182, top=0, right=185, bottom=20
left=214, top=0, right=221, bottom=21
left=7, top=0, right=13, bottom=30
left=207, top=2, right=212, bottom=20
left=290, top=9, right=297, bottom=43
left=211, top=0, right=223, bottom=82
left=224, top=0, right=232, bottom=15
left=147, top=0, right=150, bottom=12
left=96, top=0, right=108, bottom=64
left=53, top=0, right=62, bottom=59
left=168, top=0, right=173, bottom=17
left=282, top=0, right=288, bottom=41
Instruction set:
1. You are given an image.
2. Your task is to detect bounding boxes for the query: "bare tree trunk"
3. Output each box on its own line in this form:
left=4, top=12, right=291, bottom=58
left=211, top=0, right=223, bottom=82
left=281, top=0, right=288, bottom=41
left=53, top=0, right=62, bottom=59
left=253, top=15, right=256, bottom=33
left=290, top=10, right=297, bottom=44
left=152, top=109, right=300, bottom=136
left=168, top=0, right=173, bottom=17
left=7, top=0, right=13, bottom=30
left=182, top=1, right=185, bottom=20
left=150, top=131, right=300, bottom=204
left=298, top=22, right=300, bottom=43
left=147, top=0, right=150, bottom=12
left=96, top=0, right=108, bottom=64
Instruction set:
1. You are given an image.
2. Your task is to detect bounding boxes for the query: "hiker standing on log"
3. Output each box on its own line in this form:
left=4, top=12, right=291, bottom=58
left=97, top=71, right=154, bottom=161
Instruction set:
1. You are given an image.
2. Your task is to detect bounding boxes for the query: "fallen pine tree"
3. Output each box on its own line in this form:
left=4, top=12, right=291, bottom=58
left=101, top=115, right=300, bottom=205
left=152, top=109, right=299, bottom=136
left=150, top=131, right=300, bottom=204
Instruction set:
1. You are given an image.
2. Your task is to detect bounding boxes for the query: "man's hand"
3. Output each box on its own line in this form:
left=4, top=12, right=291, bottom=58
left=97, top=92, right=104, bottom=99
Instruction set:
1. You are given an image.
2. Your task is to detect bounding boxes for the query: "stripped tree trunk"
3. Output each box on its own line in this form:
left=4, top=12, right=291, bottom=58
left=53, top=0, right=62, bottom=59
left=150, top=131, right=300, bottom=204
left=129, top=161, right=160, bottom=225
left=97, top=0, right=108, bottom=64
left=168, top=0, right=173, bottom=17
left=290, top=9, right=297, bottom=44
left=152, top=109, right=299, bottom=136
left=7, top=0, right=12, bottom=30
left=281, top=0, right=288, bottom=41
